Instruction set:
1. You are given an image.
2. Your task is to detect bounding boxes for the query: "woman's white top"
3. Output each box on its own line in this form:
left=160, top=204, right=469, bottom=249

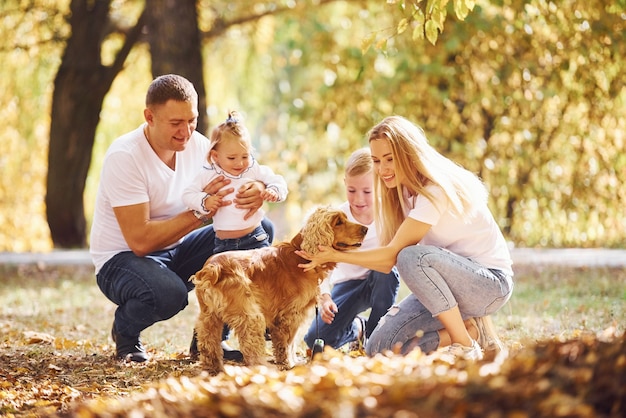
left=404, top=184, right=513, bottom=276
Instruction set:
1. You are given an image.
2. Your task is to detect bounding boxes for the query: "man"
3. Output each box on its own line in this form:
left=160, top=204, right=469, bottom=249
left=90, top=74, right=273, bottom=362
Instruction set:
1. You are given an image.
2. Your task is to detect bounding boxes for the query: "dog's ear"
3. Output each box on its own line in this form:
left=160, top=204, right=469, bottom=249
left=192, top=264, right=221, bottom=286
left=300, top=207, right=336, bottom=253
left=290, top=232, right=304, bottom=249
left=330, top=211, right=345, bottom=227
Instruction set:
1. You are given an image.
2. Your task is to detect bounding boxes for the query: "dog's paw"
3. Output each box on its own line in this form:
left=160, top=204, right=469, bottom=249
left=243, top=355, right=270, bottom=367
left=205, top=367, right=223, bottom=376
left=274, top=359, right=296, bottom=371
left=200, top=357, right=224, bottom=376
left=202, top=362, right=225, bottom=376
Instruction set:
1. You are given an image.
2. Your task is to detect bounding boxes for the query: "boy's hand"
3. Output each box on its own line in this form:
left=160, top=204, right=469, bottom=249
left=319, top=294, right=338, bottom=324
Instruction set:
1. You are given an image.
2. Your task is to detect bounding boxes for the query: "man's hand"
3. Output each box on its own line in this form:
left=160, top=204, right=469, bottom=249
left=202, top=175, right=234, bottom=210
left=234, top=181, right=266, bottom=220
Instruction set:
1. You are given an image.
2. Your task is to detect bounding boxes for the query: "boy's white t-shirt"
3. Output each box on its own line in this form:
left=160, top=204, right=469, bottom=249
left=89, top=124, right=210, bottom=274
left=404, top=184, right=513, bottom=276
left=182, top=159, right=287, bottom=232
left=318, top=201, right=377, bottom=295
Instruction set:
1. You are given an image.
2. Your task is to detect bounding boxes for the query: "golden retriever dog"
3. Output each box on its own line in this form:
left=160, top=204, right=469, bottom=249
left=191, top=206, right=368, bottom=375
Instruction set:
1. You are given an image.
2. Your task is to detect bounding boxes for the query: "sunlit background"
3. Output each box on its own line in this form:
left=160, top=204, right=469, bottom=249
left=1, top=0, right=625, bottom=251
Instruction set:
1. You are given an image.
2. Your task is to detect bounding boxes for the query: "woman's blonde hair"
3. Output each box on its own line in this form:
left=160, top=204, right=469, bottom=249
left=209, top=110, right=252, bottom=153
left=368, top=115, right=488, bottom=245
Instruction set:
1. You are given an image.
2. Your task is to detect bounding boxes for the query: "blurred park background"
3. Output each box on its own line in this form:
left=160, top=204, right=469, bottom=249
left=1, top=0, right=625, bottom=252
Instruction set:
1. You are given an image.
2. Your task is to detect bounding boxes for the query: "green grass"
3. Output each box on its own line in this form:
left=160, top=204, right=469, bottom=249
left=0, top=264, right=199, bottom=357
left=499, top=265, right=625, bottom=345
left=1, top=263, right=624, bottom=356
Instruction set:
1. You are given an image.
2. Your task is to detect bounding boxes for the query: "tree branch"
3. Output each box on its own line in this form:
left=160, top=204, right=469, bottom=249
left=202, top=0, right=360, bottom=40
left=107, top=8, right=148, bottom=82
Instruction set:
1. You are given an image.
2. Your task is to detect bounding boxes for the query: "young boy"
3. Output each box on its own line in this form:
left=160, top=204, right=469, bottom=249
left=303, top=148, right=400, bottom=351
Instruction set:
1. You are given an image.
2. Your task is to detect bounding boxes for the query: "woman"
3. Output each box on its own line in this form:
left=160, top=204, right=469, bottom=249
left=298, top=116, right=513, bottom=361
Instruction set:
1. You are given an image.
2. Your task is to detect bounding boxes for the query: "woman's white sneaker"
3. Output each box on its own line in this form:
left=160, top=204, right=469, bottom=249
left=446, top=339, right=484, bottom=361
left=472, top=316, right=507, bottom=360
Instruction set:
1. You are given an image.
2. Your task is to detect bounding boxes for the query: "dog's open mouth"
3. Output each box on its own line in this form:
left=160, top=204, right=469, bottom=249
left=333, top=242, right=363, bottom=250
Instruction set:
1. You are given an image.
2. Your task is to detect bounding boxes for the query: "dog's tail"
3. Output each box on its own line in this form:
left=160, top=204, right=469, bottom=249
left=191, top=264, right=221, bottom=286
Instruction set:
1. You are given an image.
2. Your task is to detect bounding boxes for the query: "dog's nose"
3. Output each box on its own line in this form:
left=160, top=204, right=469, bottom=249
left=361, top=226, right=368, bottom=235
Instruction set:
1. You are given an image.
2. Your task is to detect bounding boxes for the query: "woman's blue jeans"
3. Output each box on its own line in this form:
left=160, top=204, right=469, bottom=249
left=303, top=268, right=400, bottom=349
left=96, top=218, right=274, bottom=340
left=366, top=245, right=513, bottom=356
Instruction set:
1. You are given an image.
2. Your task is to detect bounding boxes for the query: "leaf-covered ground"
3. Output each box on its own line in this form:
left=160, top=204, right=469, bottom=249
left=2, top=331, right=624, bottom=417
left=1, top=263, right=625, bottom=417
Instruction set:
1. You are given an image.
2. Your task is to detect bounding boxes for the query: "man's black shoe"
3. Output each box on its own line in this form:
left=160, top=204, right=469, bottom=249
left=189, top=330, right=244, bottom=362
left=111, top=326, right=148, bottom=363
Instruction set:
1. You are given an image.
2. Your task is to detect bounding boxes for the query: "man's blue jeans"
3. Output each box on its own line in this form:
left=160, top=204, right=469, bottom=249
left=96, top=218, right=274, bottom=341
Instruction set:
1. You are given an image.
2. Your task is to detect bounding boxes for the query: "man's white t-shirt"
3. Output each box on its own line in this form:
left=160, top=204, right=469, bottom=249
left=318, top=201, right=378, bottom=295
left=89, top=124, right=210, bottom=273
left=404, top=184, right=513, bottom=276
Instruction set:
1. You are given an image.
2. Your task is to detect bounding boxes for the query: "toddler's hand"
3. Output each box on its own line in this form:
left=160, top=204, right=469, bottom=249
left=201, top=193, right=222, bottom=215
left=261, top=189, right=280, bottom=202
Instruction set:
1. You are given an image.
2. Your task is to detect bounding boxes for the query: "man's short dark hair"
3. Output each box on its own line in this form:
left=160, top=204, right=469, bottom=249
left=146, top=74, right=198, bottom=107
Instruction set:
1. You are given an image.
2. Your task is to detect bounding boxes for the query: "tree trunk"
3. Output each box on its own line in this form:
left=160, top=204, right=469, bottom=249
left=46, top=0, right=145, bottom=248
left=145, top=0, right=208, bottom=134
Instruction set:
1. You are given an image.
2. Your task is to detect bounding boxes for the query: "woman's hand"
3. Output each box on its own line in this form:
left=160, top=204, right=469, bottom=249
left=296, top=245, right=337, bottom=272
